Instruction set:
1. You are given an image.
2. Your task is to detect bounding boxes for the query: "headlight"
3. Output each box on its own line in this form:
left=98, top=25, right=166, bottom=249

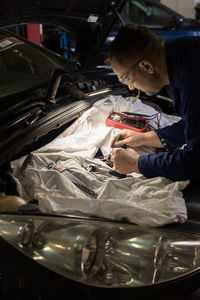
left=0, top=214, right=200, bottom=288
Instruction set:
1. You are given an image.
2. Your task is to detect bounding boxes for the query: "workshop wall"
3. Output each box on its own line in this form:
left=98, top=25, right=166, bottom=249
left=162, top=0, right=195, bottom=18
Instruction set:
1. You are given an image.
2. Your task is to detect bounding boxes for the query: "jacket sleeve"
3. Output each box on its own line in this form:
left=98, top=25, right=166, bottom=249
left=154, top=119, right=186, bottom=150
left=138, top=65, right=200, bottom=182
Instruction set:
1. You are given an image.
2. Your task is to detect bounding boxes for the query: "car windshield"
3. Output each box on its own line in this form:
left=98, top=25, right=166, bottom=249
left=126, top=0, right=177, bottom=27
left=0, top=32, right=61, bottom=99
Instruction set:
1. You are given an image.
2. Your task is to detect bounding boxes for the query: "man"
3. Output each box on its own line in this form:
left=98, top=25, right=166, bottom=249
left=105, top=24, right=200, bottom=181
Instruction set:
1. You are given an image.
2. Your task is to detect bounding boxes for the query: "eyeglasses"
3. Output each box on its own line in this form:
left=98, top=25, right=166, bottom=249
left=118, top=71, right=135, bottom=85
left=118, top=61, right=140, bottom=86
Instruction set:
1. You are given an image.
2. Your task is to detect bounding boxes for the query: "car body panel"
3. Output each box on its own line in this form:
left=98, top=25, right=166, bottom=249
left=0, top=1, right=200, bottom=299
left=89, top=0, right=200, bottom=67
left=0, top=0, right=125, bottom=63
left=123, top=0, right=200, bottom=40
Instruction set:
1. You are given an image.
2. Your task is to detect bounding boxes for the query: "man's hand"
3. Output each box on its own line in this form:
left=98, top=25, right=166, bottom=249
left=111, top=148, right=140, bottom=174
left=111, top=129, right=164, bottom=149
left=111, top=129, right=144, bottom=148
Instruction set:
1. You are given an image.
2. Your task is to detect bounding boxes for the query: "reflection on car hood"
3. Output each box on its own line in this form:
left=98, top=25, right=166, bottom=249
left=0, top=0, right=125, bottom=62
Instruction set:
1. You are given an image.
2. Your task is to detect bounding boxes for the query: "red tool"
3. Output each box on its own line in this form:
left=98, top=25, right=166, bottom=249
left=106, top=112, right=148, bottom=132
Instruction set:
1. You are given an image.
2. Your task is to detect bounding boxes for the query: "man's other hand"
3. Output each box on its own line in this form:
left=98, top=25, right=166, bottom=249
left=111, top=148, right=140, bottom=174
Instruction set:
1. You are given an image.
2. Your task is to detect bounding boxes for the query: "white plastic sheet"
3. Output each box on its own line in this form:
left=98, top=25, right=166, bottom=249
left=10, top=95, right=189, bottom=227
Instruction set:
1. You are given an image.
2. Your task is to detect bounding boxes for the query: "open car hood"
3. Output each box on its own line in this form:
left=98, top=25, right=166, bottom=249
left=0, top=0, right=125, bottom=62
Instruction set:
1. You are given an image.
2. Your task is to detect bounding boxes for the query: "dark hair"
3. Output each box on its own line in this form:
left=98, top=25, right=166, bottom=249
left=105, top=24, right=162, bottom=65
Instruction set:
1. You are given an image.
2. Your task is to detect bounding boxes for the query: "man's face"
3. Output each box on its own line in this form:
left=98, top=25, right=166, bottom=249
left=111, top=59, right=164, bottom=96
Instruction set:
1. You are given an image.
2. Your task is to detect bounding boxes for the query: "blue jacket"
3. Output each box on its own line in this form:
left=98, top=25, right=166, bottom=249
left=138, top=37, right=200, bottom=181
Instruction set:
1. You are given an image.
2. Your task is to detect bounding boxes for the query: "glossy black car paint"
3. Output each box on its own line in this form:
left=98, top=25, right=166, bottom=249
left=0, top=1, right=200, bottom=299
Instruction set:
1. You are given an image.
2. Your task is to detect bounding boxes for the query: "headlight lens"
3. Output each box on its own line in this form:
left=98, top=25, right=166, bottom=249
left=0, top=215, right=200, bottom=288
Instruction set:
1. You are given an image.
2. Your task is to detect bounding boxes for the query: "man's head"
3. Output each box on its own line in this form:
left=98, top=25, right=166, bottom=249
left=105, top=24, right=169, bottom=96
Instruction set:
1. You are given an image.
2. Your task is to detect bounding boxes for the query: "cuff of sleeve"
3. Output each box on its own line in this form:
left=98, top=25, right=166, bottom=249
left=154, top=129, right=170, bottom=151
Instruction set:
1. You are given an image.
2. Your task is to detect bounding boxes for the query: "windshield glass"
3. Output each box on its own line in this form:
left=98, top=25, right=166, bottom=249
left=0, top=32, right=63, bottom=98
left=126, top=0, right=177, bottom=27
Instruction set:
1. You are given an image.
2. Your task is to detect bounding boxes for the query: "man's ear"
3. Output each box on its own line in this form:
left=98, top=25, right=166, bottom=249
left=139, top=60, right=154, bottom=74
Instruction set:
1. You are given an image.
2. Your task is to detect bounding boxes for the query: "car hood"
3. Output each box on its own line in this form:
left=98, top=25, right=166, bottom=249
left=0, top=0, right=125, bottom=62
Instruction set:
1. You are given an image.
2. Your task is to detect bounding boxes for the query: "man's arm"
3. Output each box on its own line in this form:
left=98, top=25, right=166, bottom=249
left=110, top=120, right=189, bottom=178
left=111, top=118, right=186, bottom=150
left=154, top=119, right=186, bottom=150
left=111, top=129, right=164, bottom=149
left=137, top=99, right=200, bottom=181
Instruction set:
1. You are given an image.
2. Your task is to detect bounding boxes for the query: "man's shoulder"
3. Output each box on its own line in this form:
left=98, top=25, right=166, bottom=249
left=166, top=37, right=200, bottom=88
left=166, top=36, right=200, bottom=53
left=166, top=37, right=200, bottom=69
